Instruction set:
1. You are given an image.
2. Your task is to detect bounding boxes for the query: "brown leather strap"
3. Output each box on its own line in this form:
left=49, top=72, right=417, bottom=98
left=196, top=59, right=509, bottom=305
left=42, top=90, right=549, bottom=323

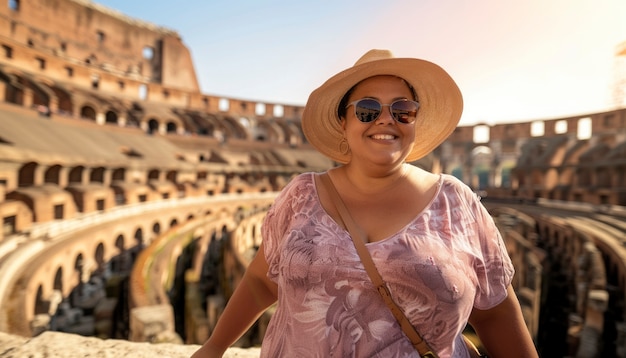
left=319, top=173, right=438, bottom=358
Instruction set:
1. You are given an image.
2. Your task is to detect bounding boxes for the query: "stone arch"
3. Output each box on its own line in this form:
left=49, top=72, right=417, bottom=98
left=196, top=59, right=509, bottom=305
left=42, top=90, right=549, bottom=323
left=53, top=266, right=63, bottom=292
left=165, top=120, right=178, bottom=134
left=89, top=167, right=105, bottom=184
left=105, top=110, right=118, bottom=124
left=44, top=164, right=62, bottom=184
left=277, top=121, right=303, bottom=147
left=165, top=170, right=177, bottom=183
left=74, top=253, right=84, bottom=270
left=134, top=228, right=144, bottom=246
left=152, top=221, right=161, bottom=235
left=17, top=75, right=51, bottom=108
left=220, top=115, right=248, bottom=139
left=147, top=118, right=159, bottom=134
left=68, top=166, right=85, bottom=185
left=188, top=111, right=215, bottom=136
left=0, top=69, right=25, bottom=105
left=74, top=253, right=85, bottom=282
left=470, top=145, right=495, bottom=190
left=17, top=162, right=37, bottom=187
left=115, top=234, right=125, bottom=251
left=147, top=169, right=160, bottom=181
left=111, top=168, right=125, bottom=182
left=34, top=285, right=47, bottom=315
left=50, top=84, right=73, bottom=115
left=95, top=243, right=105, bottom=274
left=259, top=120, right=284, bottom=143
left=80, top=105, right=97, bottom=121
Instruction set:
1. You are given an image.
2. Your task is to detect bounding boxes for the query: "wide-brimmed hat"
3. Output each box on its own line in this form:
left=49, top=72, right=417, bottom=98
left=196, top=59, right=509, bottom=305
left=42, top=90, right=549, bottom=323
left=301, top=49, right=463, bottom=163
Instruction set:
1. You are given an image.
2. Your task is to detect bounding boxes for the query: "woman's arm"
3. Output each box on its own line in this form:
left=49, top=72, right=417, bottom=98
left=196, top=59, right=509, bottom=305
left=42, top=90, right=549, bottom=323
left=469, top=285, right=538, bottom=358
left=191, top=243, right=278, bottom=358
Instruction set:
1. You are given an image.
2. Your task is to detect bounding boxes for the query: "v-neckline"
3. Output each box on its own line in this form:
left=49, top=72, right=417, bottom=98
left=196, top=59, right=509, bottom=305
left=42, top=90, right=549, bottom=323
left=312, top=172, right=443, bottom=245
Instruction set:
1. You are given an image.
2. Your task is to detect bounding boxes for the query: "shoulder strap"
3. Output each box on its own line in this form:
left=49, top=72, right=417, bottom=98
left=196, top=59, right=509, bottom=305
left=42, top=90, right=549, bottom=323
left=318, top=172, right=438, bottom=358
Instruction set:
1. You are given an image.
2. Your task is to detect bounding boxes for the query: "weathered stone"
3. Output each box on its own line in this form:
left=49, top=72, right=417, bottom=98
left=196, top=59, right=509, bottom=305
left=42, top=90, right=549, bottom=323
left=0, top=331, right=260, bottom=358
left=129, top=305, right=177, bottom=343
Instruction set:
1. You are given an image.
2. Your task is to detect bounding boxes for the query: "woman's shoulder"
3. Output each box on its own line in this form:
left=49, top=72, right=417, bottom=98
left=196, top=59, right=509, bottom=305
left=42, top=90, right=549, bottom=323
left=436, top=173, right=483, bottom=205
left=439, top=173, right=472, bottom=192
left=271, top=172, right=317, bottom=206
left=281, top=172, right=315, bottom=192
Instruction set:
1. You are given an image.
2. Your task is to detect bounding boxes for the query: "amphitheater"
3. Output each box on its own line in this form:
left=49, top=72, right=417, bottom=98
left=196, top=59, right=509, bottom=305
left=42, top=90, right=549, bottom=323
left=0, top=1, right=626, bottom=357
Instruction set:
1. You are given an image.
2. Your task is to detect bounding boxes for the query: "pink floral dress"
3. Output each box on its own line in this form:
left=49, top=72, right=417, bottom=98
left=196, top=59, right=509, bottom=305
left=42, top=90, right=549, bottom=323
left=261, top=172, right=513, bottom=358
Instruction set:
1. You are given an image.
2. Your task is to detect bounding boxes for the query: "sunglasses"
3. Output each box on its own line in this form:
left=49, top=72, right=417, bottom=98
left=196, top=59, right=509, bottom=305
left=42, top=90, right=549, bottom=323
left=346, top=98, right=420, bottom=124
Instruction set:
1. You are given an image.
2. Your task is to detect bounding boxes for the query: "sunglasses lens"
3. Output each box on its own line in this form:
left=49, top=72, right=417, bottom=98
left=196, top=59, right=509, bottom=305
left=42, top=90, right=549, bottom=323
left=354, top=99, right=382, bottom=123
left=390, top=101, right=419, bottom=124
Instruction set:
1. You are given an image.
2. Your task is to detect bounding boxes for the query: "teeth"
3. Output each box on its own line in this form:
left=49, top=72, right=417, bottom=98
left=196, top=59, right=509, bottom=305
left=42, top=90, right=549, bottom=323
left=371, top=134, right=395, bottom=140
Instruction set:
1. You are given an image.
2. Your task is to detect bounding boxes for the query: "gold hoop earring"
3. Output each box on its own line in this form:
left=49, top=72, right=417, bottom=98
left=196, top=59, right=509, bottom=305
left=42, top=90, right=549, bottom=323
left=339, top=138, right=350, bottom=155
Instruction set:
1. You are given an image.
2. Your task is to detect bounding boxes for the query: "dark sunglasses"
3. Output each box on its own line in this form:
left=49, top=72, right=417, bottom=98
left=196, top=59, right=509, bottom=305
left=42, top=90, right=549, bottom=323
left=346, top=98, right=420, bottom=124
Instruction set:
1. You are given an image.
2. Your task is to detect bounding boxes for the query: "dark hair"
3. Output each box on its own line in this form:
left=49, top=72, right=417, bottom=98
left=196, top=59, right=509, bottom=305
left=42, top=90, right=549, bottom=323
left=337, top=86, right=357, bottom=120
left=336, top=76, right=418, bottom=121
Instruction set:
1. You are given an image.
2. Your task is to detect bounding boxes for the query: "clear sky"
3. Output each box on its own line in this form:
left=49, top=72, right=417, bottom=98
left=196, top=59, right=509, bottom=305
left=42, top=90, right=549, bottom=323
left=93, top=0, right=626, bottom=126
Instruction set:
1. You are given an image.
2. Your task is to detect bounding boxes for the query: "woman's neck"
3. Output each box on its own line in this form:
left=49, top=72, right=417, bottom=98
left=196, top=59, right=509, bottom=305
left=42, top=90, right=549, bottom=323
left=334, top=162, right=412, bottom=196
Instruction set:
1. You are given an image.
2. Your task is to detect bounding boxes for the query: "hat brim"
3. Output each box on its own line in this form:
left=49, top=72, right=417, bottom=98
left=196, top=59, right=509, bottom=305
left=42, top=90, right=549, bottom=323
left=302, top=57, right=463, bottom=164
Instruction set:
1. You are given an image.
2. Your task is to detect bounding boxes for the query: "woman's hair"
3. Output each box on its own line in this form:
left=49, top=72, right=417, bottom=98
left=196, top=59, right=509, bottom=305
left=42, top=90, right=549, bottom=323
left=336, top=76, right=418, bottom=121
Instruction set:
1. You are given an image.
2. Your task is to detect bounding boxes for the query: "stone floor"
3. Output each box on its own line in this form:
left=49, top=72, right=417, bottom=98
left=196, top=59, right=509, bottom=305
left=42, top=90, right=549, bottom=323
left=0, top=331, right=260, bottom=358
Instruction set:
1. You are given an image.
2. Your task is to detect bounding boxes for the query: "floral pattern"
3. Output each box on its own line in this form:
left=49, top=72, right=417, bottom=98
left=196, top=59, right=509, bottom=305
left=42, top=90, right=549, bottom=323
left=260, top=173, right=514, bottom=358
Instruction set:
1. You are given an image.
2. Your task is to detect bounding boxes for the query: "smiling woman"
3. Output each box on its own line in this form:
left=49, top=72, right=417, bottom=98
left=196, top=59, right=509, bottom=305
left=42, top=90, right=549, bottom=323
left=191, top=49, right=539, bottom=358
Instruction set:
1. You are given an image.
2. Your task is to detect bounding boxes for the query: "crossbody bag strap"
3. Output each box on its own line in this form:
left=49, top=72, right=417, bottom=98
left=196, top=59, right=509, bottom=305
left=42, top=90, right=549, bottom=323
left=318, top=173, right=438, bottom=358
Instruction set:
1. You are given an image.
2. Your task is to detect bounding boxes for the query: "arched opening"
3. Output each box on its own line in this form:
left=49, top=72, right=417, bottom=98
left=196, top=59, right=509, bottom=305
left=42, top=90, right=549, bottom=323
left=44, top=165, right=62, bottom=185
left=147, top=118, right=159, bottom=134
left=68, top=166, right=85, bottom=185
left=80, top=106, right=96, bottom=121
left=95, top=243, right=105, bottom=274
left=53, top=267, right=63, bottom=292
left=166, top=121, right=177, bottom=134
left=105, top=110, right=118, bottom=124
left=18, top=162, right=37, bottom=187
left=34, top=285, right=47, bottom=315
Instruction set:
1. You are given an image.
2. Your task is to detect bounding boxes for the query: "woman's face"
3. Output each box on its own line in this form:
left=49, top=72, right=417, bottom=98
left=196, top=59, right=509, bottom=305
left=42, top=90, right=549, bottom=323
left=342, top=75, right=416, bottom=167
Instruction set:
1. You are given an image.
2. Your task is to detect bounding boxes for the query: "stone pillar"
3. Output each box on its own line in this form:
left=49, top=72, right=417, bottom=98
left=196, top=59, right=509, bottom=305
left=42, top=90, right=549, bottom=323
left=96, top=112, right=105, bottom=125
left=57, top=166, right=70, bottom=188
left=159, top=121, right=166, bottom=135
left=33, top=165, right=46, bottom=186
left=102, top=168, right=113, bottom=187
left=78, top=168, right=89, bottom=185
left=23, top=88, right=34, bottom=108
left=49, top=96, right=59, bottom=114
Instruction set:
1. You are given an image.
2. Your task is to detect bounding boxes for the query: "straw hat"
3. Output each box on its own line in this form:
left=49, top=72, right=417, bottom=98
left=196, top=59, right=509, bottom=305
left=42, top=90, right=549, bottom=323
left=301, top=49, right=463, bottom=163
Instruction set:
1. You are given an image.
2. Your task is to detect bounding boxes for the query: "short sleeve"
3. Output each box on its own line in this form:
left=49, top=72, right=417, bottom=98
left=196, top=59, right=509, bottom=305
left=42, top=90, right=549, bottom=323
left=464, top=188, right=515, bottom=309
left=261, top=173, right=315, bottom=282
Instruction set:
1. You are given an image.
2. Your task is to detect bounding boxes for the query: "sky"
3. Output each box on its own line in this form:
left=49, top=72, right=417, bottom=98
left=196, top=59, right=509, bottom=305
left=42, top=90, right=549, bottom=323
left=93, top=0, right=626, bottom=126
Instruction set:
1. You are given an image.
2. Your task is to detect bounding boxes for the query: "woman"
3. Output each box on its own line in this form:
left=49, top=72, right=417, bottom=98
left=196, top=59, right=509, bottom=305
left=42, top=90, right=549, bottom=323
left=191, top=49, right=538, bottom=357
